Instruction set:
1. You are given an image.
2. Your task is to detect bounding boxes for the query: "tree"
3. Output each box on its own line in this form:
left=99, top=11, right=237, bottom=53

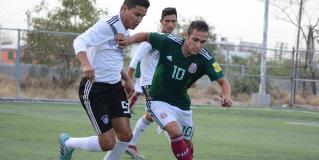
left=23, top=0, right=105, bottom=88
left=271, top=0, right=318, bottom=95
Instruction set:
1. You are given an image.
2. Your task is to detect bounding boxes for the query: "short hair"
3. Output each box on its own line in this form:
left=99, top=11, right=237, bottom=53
left=187, top=20, right=209, bottom=35
left=161, top=7, right=177, bottom=20
left=123, top=0, right=150, bottom=9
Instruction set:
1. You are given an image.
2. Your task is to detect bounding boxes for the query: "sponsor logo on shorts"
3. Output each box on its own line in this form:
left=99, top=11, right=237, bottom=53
left=101, top=115, right=109, bottom=124
left=160, top=112, right=168, bottom=119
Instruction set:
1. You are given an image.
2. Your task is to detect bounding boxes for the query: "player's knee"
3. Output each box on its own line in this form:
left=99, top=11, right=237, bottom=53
left=99, top=139, right=116, bottom=151
left=117, top=132, right=133, bottom=142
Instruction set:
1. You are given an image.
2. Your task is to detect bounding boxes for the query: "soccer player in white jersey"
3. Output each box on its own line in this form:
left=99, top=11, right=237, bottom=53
left=125, top=7, right=178, bottom=159
left=58, top=0, right=150, bottom=160
left=117, top=20, right=232, bottom=160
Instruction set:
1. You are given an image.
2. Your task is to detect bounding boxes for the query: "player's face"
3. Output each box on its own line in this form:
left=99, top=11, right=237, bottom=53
left=160, top=15, right=177, bottom=33
left=121, top=5, right=148, bottom=29
left=185, top=29, right=209, bottom=55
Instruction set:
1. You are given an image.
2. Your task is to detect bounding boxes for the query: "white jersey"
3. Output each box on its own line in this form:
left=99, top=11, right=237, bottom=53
left=73, top=15, right=129, bottom=84
left=129, top=42, right=159, bottom=86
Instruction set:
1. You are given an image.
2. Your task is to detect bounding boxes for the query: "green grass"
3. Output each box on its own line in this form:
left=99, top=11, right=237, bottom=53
left=1, top=102, right=319, bottom=160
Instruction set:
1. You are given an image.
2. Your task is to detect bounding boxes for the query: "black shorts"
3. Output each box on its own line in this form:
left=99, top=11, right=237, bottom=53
left=79, top=78, right=130, bottom=134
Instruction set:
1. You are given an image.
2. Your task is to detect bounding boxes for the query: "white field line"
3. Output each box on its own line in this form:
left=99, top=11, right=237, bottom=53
left=286, top=121, right=319, bottom=127
left=190, top=105, right=319, bottom=115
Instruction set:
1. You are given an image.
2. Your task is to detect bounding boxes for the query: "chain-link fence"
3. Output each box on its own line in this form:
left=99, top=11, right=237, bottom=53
left=0, top=28, right=80, bottom=100
left=211, top=41, right=319, bottom=108
left=0, top=27, right=318, bottom=108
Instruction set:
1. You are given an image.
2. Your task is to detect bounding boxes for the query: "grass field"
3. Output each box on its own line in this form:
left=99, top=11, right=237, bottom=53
left=1, top=102, right=319, bottom=160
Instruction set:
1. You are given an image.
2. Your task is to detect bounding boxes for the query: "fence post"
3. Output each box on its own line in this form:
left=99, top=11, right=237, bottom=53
left=15, top=29, right=21, bottom=98
left=290, top=48, right=295, bottom=107
left=241, top=65, right=245, bottom=76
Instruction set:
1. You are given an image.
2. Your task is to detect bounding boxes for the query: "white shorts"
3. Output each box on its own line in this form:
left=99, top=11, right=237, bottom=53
left=146, top=100, right=194, bottom=140
left=134, top=78, right=143, bottom=93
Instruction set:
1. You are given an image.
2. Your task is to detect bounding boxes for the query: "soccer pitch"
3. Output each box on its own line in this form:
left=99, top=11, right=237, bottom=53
left=1, top=102, right=319, bottom=160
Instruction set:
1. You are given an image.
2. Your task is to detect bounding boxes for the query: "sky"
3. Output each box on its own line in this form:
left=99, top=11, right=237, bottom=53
left=0, top=0, right=318, bottom=49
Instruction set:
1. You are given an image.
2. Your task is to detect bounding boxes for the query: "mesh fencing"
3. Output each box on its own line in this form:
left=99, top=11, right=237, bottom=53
left=0, top=28, right=318, bottom=108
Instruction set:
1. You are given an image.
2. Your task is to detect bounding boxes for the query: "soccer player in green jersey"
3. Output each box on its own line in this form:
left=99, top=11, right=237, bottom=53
left=126, top=7, right=179, bottom=159
left=116, top=20, right=232, bottom=160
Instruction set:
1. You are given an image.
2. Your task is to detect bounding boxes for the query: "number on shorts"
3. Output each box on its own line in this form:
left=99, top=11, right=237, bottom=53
left=121, top=101, right=130, bottom=114
left=182, top=126, right=194, bottom=138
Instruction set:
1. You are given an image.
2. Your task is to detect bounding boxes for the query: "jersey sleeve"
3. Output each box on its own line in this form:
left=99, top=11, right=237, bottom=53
left=73, top=17, right=114, bottom=54
left=148, top=32, right=166, bottom=52
left=129, top=42, right=152, bottom=69
left=205, top=58, right=224, bottom=81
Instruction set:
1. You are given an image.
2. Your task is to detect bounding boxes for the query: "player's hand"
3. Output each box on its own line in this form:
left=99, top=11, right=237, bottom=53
left=82, top=64, right=95, bottom=82
left=122, top=78, right=134, bottom=99
left=221, top=96, right=232, bottom=108
left=115, top=33, right=130, bottom=48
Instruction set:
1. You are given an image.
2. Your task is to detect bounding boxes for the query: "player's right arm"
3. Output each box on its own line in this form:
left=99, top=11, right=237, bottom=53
left=73, top=16, right=114, bottom=81
left=76, top=52, right=95, bottom=81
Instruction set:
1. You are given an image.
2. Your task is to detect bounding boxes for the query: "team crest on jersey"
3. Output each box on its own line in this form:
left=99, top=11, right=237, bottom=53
left=212, top=62, right=222, bottom=72
left=188, top=63, right=197, bottom=74
left=101, top=115, right=109, bottom=124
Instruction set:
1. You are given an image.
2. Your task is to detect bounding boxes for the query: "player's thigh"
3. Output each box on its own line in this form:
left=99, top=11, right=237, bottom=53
left=108, top=82, right=131, bottom=118
left=111, top=117, right=132, bottom=142
left=108, top=82, right=132, bottom=142
left=79, top=79, right=113, bottom=135
left=164, top=121, right=183, bottom=138
left=147, top=101, right=180, bottom=135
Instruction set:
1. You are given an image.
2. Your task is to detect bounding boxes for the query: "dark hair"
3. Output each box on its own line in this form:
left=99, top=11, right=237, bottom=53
left=123, top=0, right=150, bottom=9
left=187, top=20, right=209, bottom=35
left=161, top=7, right=177, bottom=20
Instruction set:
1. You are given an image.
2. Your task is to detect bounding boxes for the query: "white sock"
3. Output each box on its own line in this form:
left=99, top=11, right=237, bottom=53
left=130, top=116, right=151, bottom=145
left=65, top=136, right=102, bottom=152
left=103, top=140, right=128, bottom=160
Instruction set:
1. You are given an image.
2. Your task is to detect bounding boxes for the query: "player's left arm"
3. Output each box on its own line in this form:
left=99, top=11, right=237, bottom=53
left=204, top=55, right=232, bottom=107
left=121, top=70, right=134, bottom=98
left=216, top=77, right=232, bottom=108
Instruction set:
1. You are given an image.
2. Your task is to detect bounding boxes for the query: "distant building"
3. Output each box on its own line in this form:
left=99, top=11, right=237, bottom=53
left=238, top=41, right=263, bottom=53
left=0, top=42, right=25, bottom=64
left=213, top=37, right=263, bottom=59
left=0, top=42, right=17, bottom=64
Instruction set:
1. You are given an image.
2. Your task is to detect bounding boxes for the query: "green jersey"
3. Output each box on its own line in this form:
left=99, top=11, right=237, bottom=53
left=149, top=33, right=224, bottom=110
left=135, top=62, right=141, bottom=78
